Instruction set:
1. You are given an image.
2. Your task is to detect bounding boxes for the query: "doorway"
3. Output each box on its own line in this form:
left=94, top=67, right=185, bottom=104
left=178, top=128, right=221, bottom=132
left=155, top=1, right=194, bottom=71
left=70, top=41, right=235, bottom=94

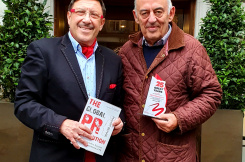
left=54, top=0, right=196, bottom=49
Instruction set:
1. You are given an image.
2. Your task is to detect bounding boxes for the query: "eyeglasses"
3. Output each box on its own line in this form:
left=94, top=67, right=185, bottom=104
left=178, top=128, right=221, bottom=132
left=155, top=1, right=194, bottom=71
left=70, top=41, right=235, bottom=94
left=70, top=8, right=103, bottom=19
left=139, top=9, right=164, bottom=19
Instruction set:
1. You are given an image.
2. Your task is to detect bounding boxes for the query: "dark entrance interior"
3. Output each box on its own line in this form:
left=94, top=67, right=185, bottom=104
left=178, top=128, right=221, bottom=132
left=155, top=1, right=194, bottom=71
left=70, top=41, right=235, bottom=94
left=54, top=0, right=196, bottom=49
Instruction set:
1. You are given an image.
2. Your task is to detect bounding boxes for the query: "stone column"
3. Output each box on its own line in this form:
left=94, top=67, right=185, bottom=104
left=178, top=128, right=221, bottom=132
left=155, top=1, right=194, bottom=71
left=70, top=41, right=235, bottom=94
left=194, top=0, right=210, bottom=38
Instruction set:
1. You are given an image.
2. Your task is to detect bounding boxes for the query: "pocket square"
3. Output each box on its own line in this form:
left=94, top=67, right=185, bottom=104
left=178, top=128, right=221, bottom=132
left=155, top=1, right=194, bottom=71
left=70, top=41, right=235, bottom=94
left=109, top=84, right=116, bottom=89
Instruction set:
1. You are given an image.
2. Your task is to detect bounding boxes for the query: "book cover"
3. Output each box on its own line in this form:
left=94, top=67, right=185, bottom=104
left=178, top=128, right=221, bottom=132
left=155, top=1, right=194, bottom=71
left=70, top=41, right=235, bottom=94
left=78, top=96, right=121, bottom=156
left=143, top=74, right=168, bottom=118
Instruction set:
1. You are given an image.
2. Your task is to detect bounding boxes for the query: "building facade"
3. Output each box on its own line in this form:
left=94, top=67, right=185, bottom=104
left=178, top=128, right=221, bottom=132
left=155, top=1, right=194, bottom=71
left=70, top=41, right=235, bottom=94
left=1, top=0, right=244, bottom=49
left=0, top=0, right=245, bottom=161
left=0, top=0, right=244, bottom=40
left=0, top=0, right=214, bottom=49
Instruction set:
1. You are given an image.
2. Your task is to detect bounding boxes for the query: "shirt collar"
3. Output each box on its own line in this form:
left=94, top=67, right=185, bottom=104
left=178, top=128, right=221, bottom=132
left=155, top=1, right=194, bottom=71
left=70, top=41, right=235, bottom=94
left=68, top=31, right=98, bottom=55
left=143, top=24, right=172, bottom=47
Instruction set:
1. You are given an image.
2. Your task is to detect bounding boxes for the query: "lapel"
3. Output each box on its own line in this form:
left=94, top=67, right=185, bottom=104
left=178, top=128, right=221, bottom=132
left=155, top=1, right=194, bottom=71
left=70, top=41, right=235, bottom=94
left=95, top=46, right=104, bottom=99
left=60, top=34, right=88, bottom=99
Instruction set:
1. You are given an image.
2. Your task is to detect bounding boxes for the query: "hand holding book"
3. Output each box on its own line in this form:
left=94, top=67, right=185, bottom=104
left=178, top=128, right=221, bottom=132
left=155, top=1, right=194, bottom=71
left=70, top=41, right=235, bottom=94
left=60, top=119, right=93, bottom=149
left=77, top=96, right=121, bottom=155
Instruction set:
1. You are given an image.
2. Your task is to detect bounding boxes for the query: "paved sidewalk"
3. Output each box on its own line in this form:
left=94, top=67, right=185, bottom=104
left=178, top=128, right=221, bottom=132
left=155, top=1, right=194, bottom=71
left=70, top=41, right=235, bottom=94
left=243, top=146, right=245, bottom=162
left=0, top=103, right=32, bottom=162
left=243, top=113, right=245, bottom=162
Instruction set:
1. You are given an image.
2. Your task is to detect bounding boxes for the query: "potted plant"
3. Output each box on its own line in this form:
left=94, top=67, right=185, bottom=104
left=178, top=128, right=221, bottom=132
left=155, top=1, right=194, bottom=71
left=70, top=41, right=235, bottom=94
left=198, top=0, right=245, bottom=161
left=0, top=0, right=53, bottom=102
left=198, top=0, right=245, bottom=111
left=0, top=0, right=53, bottom=161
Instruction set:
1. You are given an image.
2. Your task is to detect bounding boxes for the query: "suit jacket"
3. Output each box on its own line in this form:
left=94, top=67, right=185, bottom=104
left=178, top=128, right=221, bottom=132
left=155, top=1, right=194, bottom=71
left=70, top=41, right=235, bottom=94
left=14, top=33, right=123, bottom=162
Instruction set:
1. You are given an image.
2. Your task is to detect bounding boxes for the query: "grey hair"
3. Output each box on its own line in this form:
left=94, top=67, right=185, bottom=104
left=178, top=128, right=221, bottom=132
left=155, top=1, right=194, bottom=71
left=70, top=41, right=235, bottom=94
left=134, top=0, right=172, bottom=16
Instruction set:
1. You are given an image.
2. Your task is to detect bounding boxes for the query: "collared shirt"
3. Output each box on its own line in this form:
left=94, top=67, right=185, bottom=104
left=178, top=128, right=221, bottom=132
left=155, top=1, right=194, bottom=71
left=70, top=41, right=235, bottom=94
left=68, top=31, right=96, bottom=98
left=143, top=24, right=172, bottom=46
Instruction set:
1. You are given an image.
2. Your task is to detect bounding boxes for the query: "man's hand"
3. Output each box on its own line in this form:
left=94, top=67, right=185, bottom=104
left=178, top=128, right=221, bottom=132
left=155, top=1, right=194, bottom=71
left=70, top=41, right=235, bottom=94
left=60, top=119, right=93, bottom=149
left=152, top=113, right=178, bottom=133
left=112, top=117, right=123, bottom=136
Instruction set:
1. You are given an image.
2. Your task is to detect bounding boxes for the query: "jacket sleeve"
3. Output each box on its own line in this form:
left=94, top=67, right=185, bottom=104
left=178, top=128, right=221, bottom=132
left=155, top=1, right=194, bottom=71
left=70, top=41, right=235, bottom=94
left=173, top=44, right=222, bottom=134
left=14, top=41, right=67, bottom=140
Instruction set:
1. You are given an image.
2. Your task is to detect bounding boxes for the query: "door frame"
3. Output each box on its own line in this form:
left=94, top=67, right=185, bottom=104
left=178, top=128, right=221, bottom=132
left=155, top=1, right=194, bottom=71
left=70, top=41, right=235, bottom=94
left=54, top=0, right=196, bottom=37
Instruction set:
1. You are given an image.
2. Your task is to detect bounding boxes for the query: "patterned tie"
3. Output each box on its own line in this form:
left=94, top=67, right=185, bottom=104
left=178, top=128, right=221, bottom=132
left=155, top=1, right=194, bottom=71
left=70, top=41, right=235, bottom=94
left=82, top=39, right=97, bottom=59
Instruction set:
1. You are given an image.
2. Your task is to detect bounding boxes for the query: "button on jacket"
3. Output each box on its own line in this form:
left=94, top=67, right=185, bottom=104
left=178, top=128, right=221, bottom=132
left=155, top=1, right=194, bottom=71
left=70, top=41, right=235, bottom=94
left=118, top=22, right=222, bottom=162
left=14, top=33, right=123, bottom=162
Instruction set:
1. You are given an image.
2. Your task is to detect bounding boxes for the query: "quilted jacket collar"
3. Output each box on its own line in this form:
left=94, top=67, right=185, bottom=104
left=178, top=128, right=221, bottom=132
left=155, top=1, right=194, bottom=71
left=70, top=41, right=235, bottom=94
left=129, top=22, right=185, bottom=51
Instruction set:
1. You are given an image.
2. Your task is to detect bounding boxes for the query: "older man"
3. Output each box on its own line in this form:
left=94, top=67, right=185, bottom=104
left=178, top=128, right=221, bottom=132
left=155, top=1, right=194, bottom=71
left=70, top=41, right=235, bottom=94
left=14, top=0, right=124, bottom=162
left=118, top=0, right=222, bottom=161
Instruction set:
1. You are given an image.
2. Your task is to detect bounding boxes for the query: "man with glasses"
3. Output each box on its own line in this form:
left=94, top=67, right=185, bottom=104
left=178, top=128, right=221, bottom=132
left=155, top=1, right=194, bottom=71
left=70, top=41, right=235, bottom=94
left=14, top=0, right=124, bottom=162
left=118, top=0, right=222, bottom=161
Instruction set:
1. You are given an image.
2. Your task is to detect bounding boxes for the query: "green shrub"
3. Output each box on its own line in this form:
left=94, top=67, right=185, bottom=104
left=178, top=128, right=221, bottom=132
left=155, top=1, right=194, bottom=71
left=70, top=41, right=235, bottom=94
left=198, top=0, right=245, bottom=111
left=0, top=0, right=53, bottom=102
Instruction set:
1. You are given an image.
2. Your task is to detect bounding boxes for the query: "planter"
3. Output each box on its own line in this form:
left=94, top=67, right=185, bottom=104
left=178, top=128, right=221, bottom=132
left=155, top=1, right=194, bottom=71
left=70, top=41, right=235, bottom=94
left=1, top=102, right=243, bottom=161
left=201, top=109, right=244, bottom=162
left=0, top=102, right=32, bottom=162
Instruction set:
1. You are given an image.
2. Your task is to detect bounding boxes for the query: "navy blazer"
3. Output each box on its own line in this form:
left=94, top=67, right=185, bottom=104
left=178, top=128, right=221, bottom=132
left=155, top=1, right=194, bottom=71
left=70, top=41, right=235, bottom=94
left=14, top=33, right=123, bottom=162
